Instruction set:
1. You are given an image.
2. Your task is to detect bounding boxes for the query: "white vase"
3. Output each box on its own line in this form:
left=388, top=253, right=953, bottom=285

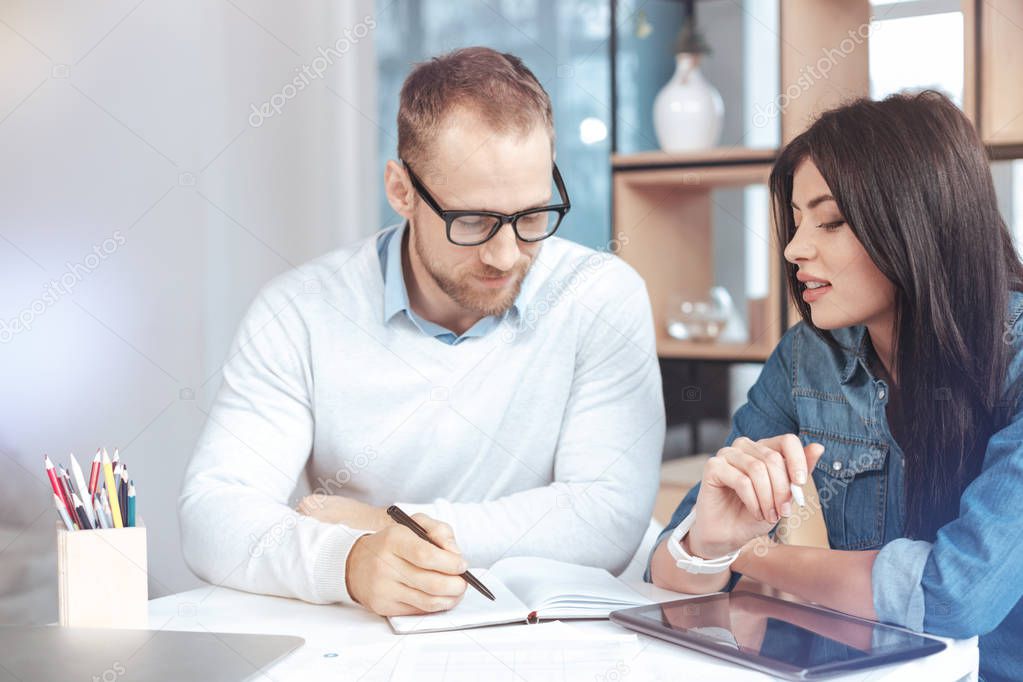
left=653, top=53, right=724, bottom=152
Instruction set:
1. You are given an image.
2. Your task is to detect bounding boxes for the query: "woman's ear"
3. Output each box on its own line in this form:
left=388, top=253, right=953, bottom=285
left=384, top=159, right=415, bottom=220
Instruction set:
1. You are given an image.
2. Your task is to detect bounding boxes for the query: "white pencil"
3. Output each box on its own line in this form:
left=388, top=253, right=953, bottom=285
left=93, top=492, right=111, bottom=529
left=68, top=453, right=95, bottom=527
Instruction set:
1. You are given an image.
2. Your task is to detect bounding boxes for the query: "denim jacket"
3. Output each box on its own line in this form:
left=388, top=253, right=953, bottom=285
left=648, top=292, right=1023, bottom=682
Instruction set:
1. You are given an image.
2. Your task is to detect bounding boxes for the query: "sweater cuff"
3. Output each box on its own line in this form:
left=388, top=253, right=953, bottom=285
left=312, top=524, right=370, bottom=605
left=872, top=537, right=932, bottom=631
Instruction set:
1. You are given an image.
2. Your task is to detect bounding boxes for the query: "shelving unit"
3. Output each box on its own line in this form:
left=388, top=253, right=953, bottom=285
left=613, top=149, right=780, bottom=361
left=612, top=0, right=1022, bottom=363
left=980, top=0, right=1023, bottom=155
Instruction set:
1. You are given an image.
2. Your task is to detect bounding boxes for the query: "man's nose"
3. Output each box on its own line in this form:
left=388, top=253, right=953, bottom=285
left=478, top=222, right=521, bottom=271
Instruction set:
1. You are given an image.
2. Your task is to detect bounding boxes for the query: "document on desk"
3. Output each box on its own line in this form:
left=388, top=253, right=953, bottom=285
left=388, top=556, right=652, bottom=634
left=391, top=621, right=640, bottom=681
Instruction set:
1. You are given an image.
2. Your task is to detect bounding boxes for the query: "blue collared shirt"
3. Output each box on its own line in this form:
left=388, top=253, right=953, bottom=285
left=377, top=223, right=522, bottom=344
left=649, top=292, right=1023, bottom=682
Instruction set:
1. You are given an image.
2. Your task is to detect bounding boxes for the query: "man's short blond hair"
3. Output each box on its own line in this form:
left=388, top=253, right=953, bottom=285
left=397, top=46, right=555, bottom=173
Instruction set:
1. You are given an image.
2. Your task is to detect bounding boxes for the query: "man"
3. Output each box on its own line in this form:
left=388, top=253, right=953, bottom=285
left=179, top=47, right=664, bottom=617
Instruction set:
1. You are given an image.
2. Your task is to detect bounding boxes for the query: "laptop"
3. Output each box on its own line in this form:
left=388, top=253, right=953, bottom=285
left=0, top=626, right=304, bottom=682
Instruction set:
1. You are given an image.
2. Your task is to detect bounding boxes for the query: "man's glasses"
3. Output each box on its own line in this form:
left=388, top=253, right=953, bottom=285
left=401, top=159, right=571, bottom=246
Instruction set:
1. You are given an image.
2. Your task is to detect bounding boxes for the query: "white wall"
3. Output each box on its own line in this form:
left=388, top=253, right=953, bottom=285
left=0, top=0, right=378, bottom=623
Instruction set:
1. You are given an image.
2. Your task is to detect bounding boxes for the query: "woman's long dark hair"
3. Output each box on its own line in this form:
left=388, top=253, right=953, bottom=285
left=770, top=90, right=1023, bottom=541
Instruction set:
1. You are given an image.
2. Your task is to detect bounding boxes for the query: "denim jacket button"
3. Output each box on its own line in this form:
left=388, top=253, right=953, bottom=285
left=878, top=389, right=886, bottom=400
left=832, top=460, right=843, bottom=471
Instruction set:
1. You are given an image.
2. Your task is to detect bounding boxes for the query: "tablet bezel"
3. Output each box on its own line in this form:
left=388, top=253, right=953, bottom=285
left=609, top=592, right=946, bottom=680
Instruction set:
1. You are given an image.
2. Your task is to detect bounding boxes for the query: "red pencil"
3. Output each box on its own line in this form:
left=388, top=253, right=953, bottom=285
left=44, top=455, right=75, bottom=521
left=57, top=465, right=81, bottom=526
left=88, top=449, right=101, bottom=496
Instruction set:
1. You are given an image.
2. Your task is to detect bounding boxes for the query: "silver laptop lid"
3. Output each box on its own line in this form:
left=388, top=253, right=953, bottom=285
left=0, top=626, right=304, bottom=682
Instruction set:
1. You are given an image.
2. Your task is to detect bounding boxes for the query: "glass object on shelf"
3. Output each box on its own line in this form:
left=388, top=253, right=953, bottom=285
left=652, top=1, right=723, bottom=152
left=666, top=286, right=736, bottom=342
left=653, top=53, right=724, bottom=151
left=616, top=0, right=779, bottom=153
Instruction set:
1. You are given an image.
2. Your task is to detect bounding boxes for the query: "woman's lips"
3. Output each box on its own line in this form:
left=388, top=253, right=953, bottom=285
left=802, top=282, right=832, bottom=303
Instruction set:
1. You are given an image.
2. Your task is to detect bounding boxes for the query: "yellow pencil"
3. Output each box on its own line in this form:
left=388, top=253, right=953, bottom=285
left=102, top=448, right=123, bottom=528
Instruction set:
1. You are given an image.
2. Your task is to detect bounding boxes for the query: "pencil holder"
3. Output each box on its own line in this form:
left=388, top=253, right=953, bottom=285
left=56, top=521, right=149, bottom=628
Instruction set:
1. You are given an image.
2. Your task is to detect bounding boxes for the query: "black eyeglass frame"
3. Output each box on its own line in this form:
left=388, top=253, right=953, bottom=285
left=401, top=159, right=572, bottom=246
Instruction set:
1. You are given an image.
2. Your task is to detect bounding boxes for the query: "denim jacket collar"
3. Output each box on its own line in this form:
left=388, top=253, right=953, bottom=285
left=839, top=325, right=873, bottom=385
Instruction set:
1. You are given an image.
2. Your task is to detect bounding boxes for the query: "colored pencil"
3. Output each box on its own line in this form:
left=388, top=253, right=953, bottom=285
left=69, top=453, right=95, bottom=528
left=72, top=493, right=92, bottom=530
left=93, top=491, right=110, bottom=529
left=126, top=481, right=136, bottom=527
left=101, top=449, right=123, bottom=528
left=88, top=449, right=101, bottom=495
left=44, top=455, right=75, bottom=522
left=54, top=493, right=75, bottom=531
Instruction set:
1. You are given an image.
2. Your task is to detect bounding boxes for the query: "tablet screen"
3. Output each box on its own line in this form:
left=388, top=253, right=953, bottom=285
left=613, top=592, right=945, bottom=677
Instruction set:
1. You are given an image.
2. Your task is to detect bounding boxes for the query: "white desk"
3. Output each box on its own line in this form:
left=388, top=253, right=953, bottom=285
left=147, top=582, right=978, bottom=681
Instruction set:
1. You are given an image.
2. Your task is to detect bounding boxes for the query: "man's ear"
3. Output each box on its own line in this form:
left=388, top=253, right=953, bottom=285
left=384, top=159, right=415, bottom=220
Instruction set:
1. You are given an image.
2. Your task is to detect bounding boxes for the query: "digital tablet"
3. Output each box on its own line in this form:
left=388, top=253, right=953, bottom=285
left=610, top=592, right=945, bottom=680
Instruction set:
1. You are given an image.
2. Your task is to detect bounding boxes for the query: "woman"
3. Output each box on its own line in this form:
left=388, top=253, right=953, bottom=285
left=648, top=90, right=1023, bottom=682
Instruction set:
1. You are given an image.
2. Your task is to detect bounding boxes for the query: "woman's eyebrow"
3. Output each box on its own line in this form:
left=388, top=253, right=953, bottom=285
left=791, top=194, right=837, bottom=210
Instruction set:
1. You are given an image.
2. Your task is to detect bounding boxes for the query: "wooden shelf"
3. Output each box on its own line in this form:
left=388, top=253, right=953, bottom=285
left=611, top=0, right=1023, bottom=364
left=612, top=147, right=777, bottom=171
left=656, top=339, right=775, bottom=362
left=613, top=159, right=782, bottom=363
left=980, top=0, right=1023, bottom=146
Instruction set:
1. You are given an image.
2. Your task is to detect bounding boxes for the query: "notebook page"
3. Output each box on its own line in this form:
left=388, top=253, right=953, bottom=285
left=491, top=557, right=651, bottom=618
left=391, top=621, right=640, bottom=682
left=388, top=569, right=530, bottom=634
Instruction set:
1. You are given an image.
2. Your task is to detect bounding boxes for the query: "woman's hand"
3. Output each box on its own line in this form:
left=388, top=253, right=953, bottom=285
left=687, top=434, right=824, bottom=559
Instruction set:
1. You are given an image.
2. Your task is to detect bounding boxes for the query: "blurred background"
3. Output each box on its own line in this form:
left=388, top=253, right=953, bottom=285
left=2, top=0, right=1021, bottom=624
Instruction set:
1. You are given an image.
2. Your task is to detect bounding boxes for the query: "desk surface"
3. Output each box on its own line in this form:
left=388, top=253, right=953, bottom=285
left=146, top=582, right=977, bottom=681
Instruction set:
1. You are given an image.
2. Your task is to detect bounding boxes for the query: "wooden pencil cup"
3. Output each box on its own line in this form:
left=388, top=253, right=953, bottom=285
left=56, top=521, right=149, bottom=628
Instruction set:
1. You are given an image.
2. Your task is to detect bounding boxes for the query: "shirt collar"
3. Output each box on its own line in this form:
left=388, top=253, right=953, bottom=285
left=839, top=325, right=873, bottom=384
left=380, top=222, right=526, bottom=332
left=382, top=223, right=411, bottom=324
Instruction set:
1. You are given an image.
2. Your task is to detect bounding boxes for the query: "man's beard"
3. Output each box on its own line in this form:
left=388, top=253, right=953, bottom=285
left=410, top=227, right=534, bottom=317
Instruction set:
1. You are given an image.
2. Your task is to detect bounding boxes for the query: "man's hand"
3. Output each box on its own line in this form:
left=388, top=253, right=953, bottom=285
left=297, top=494, right=389, bottom=531
left=345, top=513, right=468, bottom=616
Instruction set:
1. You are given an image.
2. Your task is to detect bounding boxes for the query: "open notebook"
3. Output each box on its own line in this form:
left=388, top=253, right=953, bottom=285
left=388, top=556, right=652, bottom=634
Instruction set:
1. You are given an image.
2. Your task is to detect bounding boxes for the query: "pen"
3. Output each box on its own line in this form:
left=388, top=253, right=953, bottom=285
left=54, top=493, right=75, bottom=531
left=790, top=483, right=806, bottom=508
left=102, top=449, right=124, bottom=528
left=386, top=505, right=495, bottom=601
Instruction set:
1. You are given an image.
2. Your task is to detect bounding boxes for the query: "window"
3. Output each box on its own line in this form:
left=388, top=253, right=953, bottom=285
left=375, top=0, right=612, bottom=250
left=869, top=0, right=965, bottom=105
